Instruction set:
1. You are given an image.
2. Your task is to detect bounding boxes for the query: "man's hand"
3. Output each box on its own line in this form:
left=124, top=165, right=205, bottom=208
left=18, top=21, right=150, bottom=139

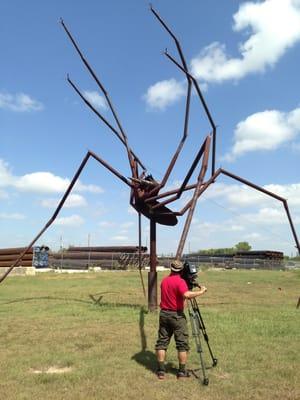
left=184, top=286, right=207, bottom=299
left=199, top=286, right=207, bottom=294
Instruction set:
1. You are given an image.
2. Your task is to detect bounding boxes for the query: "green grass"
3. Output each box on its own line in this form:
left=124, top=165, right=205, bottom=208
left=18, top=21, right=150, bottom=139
left=0, top=269, right=299, bottom=400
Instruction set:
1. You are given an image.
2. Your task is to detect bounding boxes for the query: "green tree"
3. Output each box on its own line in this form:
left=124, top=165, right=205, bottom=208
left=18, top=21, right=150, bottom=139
left=234, top=241, right=252, bottom=251
left=195, top=247, right=234, bottom=255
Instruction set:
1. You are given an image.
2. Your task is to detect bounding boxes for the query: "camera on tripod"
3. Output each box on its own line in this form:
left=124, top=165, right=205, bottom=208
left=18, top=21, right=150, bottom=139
left=181, top=261, right=200, bottom=290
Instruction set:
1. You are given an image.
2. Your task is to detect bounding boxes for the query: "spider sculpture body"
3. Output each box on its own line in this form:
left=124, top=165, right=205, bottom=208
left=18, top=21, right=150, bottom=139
left=1, top=7, right=299, bottom=312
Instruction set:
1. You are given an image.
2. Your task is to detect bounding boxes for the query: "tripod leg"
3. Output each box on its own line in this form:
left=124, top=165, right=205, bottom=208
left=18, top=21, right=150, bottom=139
left=192, top=299, right=218, bottom=367
left=188, top=300, right=209, bottom=385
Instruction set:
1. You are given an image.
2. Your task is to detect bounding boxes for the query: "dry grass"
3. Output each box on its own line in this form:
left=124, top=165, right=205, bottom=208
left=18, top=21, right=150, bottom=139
left=0, top=269, right=299, bottom=400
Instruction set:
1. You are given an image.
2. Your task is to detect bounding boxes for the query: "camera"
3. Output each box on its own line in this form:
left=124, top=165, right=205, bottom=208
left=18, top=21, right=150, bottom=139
left=181, top=261, right=200, bottom=290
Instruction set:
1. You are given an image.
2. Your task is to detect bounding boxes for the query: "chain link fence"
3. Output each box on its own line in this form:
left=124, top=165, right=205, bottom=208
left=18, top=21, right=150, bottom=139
left=48, top=252, right=299, bottom=271
left=49, top=252, right=150, bottom=270
left=157, top=255, right=288, bottom=270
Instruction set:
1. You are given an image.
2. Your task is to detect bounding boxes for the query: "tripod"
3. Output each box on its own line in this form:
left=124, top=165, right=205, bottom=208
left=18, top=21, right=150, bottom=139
left=187, top=298, right=217, bottom=385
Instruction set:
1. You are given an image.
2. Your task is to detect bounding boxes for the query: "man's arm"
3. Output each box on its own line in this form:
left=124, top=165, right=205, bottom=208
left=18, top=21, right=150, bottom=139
left=184, top=286, right=207, bottom=299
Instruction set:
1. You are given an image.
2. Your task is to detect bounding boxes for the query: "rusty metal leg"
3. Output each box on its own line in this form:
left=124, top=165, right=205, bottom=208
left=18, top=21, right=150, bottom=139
left=148, top=217, right=157, bottom=311
left=176, top=137, right=211, bottom=259
left=138, top=212, right=146, bottom=298
left=61, top=19, right=139, bottom=177
left=150, top=135, right=211, bottom=211
left=0, top=150, right=133, bottom=285
left=220, top=169, right=300, bottom=255
left=67, top=77, right=146, bottom=171
left=164, top=51, right=217, bottom=177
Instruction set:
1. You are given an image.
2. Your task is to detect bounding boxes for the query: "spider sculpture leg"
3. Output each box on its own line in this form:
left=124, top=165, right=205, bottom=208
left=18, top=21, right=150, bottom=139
left=175, top=135, right=212, bottom=257
left=61, top=19, right=137, bottom=177
left=151, top=6, right=217, bottom=178
left=151, top=166, right=300, bottom=257
left=141, top=134, right=213, bottom=258
left=218, top=169, right=300, bottom=254
left=67, top=76, right=145, bottom=173
left=62, top=19, right=151, bottom=298
left=0, top=151, right=133, bottom=284
left=146, top=8, right=192, bottom=198
left=151, top=7, right=299, bottom=256
left=147, top=134, right=212, bottom=211
left=165, top=50, right=217, bottom=176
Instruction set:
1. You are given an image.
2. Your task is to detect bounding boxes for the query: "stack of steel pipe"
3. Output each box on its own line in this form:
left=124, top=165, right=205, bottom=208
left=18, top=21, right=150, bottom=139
left=49, top=246, right=148, bottom=270
left=68, top=246, right=147, bottom=253
left=235, top=250, right=284, bottom=260
left=234, top=250, right=284, bottom=269
left=0, top=247, right=33, bottom=268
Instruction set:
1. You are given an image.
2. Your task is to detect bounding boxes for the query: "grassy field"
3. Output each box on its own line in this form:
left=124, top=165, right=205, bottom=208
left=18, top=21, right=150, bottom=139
left=0, top=268, right=299, bottom=400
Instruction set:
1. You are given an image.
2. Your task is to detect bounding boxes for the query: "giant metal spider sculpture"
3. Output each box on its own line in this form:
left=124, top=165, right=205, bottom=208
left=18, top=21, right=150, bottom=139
left=1, top=7, right=299, bottom=311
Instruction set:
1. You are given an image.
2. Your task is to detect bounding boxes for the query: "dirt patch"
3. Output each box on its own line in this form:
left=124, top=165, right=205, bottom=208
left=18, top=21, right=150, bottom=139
left=30, top=366, right=72, bottom=374
left=212, top=371, right=230, bottom=380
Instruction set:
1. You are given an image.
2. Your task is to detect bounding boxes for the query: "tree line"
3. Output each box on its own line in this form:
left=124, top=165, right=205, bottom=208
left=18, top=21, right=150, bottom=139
left=192, top=241, right=252, bottom=255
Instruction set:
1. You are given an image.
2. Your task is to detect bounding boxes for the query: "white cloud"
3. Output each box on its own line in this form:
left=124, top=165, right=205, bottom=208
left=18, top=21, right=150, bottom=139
left=83, top=91, right=108, bottom=111
left=203, top=181, right=300, bottom=209
left=99, top=221, right=115, bottom=228
left=224, top=107, right=300, bottom=160
left=230, top=224, right=245, bottom=232
left=53, top=214, right=84, bottom=227
left=143, top=1, right=300, bottom=112
left=15, top=172, right=70, bottom=193
left=264, top=183, right=300, bottom=206
left=41, top=194, right=87, bottom=208
left=191, top=0, right=300, bottom=83
left=0, top=159, right=13, bottom=187
left=226, top=186, right=268, bottom=207
left=193, top=220, right=245, bottom=234
left=111, top=235, right=128, bottom=241
left=241, top=207, right=287, bottom=225
left=245, top=232, right=263, bottom=240
left=202, top=182, right=266, bottom=206
left=0, top=159, right=103, bottom=194
left=120, top=221, right=135, bottom=229
left=194, top=181, right=300, bottom=252
left=0, top=212, right=26, bottom=220
left=65, top=194, right=87, bottom=208
left=189, top=206, right=299, bottom=252
left=0, top=92, right=43, bottom=112
left=75, top=181, right=103, bottom=193
left=143, top=78, right=185, bottom=110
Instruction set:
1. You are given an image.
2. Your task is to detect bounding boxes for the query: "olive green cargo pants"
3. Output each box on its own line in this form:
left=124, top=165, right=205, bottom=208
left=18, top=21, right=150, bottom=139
left=155, top=310, right=189, bottom=352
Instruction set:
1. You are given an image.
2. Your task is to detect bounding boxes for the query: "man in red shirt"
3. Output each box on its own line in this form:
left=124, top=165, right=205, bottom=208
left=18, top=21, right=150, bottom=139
left=155, top=259, right=207, bottom=379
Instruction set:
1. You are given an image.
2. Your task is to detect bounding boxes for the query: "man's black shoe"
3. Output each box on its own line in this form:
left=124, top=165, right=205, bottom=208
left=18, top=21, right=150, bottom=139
left=157, top=370, right=165, bottom=380
left=177, top=370, right=190, bottom=379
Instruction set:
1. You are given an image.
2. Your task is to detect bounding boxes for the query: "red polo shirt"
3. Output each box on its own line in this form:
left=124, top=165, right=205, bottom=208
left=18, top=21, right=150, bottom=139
left=160, top=273, right=188, bottom=311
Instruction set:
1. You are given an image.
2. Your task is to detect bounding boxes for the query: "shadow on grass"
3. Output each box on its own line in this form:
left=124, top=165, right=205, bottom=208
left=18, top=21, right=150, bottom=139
left=1, top=294, right=143, bottom=310
left=0, top=296, right=92, bottom=306
left=131, top=306, right=177, bottom=376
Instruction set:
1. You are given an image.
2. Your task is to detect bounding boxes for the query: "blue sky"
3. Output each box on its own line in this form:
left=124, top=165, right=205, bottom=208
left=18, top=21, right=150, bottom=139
left=1, top=0, right=299, bottom=256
